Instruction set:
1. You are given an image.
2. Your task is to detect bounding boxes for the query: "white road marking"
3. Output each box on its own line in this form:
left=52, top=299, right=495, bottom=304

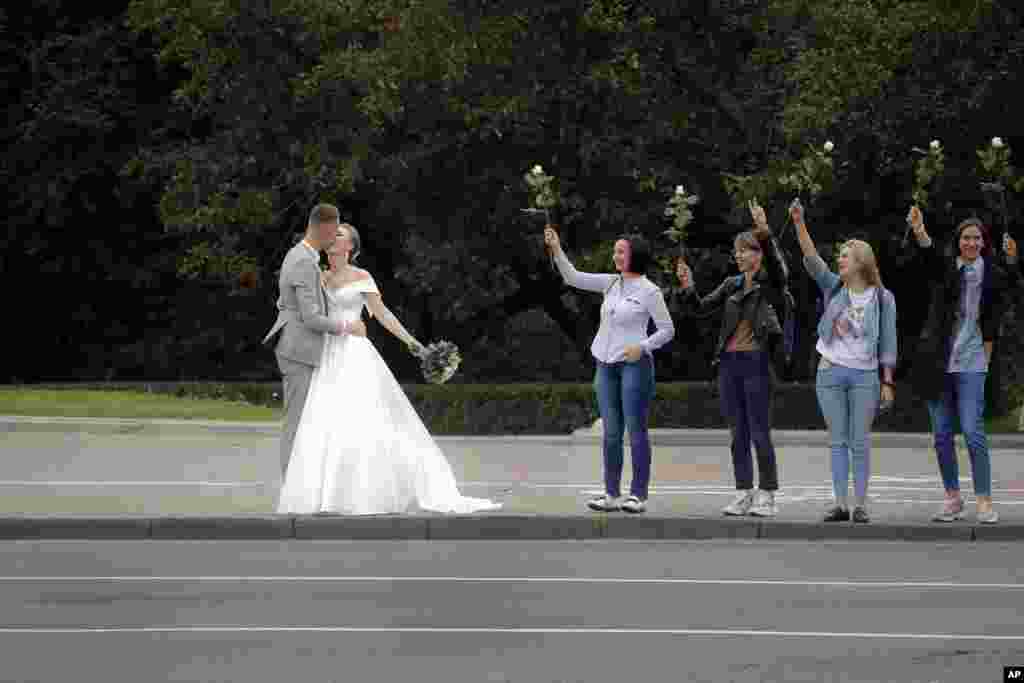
left=0, top=576, right=1020, bottom=589
left=0, top=478, right=1015, bottom=492
left=0, top=481, right=266, bottom=487
left=0, top=625, right=1021, bottom=639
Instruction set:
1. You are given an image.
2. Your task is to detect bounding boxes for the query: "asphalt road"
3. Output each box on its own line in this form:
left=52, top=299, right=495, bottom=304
left=0, top=538, right=1022, bottom=682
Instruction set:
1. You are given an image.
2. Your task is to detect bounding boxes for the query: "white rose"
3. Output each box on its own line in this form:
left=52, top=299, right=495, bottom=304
left=824, top=141, right=835, bottom=153
left=930, top=140, right=941, bottom=150
left=675, top=185, right=685, bottom=195
left=532, top=164, right=543, bottom=174
left=992, top=137, right=1004, bottom=148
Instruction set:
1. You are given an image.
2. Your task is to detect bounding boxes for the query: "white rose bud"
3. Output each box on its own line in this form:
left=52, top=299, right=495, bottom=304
left=532, top=164, right=543, bottom=175
left=992, top=137, right=1004, bottom=148
left=930, top=140, right=941, bottom=150
left=675, top=185, right=685, bottom=195
left=824, top=141, right=835, bottom=153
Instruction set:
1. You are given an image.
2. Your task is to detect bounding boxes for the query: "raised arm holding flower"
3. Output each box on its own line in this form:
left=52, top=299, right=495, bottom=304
left=791, top=197, right=899, bottom=524
left=544, top=223, right=673, bottom=514
left=670, top=196, right=795, bottom=518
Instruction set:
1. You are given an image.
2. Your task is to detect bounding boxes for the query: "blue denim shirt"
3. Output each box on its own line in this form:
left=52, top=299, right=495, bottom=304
left=804, top=254, right=898, bottom=368
left=948, top=257, right=987, bottom=373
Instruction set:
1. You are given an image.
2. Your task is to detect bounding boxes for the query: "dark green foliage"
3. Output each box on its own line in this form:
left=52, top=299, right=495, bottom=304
left=4, top=0, right=1024, bottom=415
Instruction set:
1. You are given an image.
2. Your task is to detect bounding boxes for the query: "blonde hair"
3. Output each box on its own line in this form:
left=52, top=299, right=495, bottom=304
left=840, top=239, right=883, bottom=289
left=337, top=222, right=361, bottom=262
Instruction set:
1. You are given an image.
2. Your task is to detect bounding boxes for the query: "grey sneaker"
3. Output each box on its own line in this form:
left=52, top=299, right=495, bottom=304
left=749, top=490, right=778, bottom=517
left=587, top=494, right=621, bottom=512
left=722, top=490, right=754, bottom=516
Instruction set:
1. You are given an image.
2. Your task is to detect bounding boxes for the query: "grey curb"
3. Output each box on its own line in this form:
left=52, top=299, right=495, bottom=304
left=0, top=517, right=151, bottom=540
left=0, top=516, right=1019, bottom=541
left=150, top=516, right=293, bottom=540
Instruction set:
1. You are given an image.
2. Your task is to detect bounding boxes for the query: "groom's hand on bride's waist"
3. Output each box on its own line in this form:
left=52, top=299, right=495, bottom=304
left=334, top=320, right=367, bottom=337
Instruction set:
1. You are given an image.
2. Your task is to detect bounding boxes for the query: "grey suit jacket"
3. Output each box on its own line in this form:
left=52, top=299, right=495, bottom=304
left=262, top=241, right=335, bottom=366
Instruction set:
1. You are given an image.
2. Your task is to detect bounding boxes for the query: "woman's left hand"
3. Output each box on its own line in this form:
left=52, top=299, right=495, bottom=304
left=748, top=199, right=768, bottom=231
left=880, top=384, right=895, bottom=405
left=1005, top=234, right=1018, bottom=261
left=622, top=345, right=644, bottom=362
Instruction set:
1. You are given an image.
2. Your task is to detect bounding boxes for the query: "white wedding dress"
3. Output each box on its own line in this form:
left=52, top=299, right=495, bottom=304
left=276, top=276, right=501, bottom=515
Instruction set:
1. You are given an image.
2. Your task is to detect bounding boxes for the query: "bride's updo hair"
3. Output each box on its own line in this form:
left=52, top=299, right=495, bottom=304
left=339, top=223, right=361, bottom=262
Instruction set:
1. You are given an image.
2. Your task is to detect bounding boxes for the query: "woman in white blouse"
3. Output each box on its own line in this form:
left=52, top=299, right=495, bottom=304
left=544, top=226, right=675, bottom=513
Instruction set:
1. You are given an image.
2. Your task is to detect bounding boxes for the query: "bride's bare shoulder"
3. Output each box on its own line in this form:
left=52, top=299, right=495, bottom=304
left=353, top=268, right=372, bottom=282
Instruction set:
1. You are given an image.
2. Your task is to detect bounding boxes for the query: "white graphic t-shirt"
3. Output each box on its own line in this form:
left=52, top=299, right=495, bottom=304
left=816, top=287, right=878, bottom=370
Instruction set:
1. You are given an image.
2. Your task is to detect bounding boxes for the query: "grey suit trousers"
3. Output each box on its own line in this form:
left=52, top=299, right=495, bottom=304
left=277, top=353, right=315, bottom=476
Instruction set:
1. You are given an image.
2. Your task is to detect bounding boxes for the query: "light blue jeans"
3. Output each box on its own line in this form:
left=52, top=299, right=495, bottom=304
left=815, top=360, right=880, bottom=502
left=926, top=372, right=991, bottom=496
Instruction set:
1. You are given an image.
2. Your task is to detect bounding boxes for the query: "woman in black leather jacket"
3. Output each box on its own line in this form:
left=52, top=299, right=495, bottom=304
left=673, top=201, right=788, bottom=518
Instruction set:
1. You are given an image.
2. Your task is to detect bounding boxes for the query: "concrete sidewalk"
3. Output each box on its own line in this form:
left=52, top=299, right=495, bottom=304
left=1, top=415, right=1022, bottom=541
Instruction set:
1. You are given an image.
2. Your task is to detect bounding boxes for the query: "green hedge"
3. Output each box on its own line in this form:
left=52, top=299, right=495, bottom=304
left=21, top=381, right=943, bottom=434
left=384, top=381, right=929, bottom=433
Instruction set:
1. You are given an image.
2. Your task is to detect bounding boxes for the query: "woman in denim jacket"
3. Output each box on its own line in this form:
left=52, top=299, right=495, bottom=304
left=544, top=226, right=675, bottom=514
left=792, top=202, right=898, bottom=524
left=905, top=207, right=1020, bottom=524
left=673, top=201, right=788, bottom=518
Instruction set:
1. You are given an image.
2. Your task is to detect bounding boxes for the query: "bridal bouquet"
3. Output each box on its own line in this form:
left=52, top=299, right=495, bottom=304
left=414, top=340, right=462, bottom=384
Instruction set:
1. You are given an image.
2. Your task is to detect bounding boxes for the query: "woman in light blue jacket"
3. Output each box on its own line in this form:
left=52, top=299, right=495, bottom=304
left=791, top=202, right=898, bottom=524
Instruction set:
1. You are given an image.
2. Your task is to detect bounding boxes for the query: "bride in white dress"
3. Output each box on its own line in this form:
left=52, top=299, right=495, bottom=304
left=276, top=223, right=501, bottom=515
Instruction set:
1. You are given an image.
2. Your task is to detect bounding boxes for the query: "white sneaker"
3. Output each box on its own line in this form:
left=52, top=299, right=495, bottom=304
left=977, top=508, right=999, bottom=524
left=587, top=494, right=621, bottom=512
left=722, top=490, right=754, bottom=516
left=749, top=490, right=778, bottom=517
left=621, top=496, right=646, bottom=513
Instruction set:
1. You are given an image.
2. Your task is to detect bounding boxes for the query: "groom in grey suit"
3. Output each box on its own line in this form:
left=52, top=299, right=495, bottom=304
left=263, top=203, right=366, bottom=475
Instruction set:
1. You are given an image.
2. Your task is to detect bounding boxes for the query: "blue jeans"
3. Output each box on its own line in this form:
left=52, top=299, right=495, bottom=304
left=718, top=351, right=778, bottom=490
left=815, top=361, right=879, bottom=501
left=594, top=356, right=655, bottom=500
left=926, top=372, right=991, bottom=496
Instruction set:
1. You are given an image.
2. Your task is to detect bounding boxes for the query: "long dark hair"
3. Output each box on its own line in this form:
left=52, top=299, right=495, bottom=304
left=951, top=217, right=994, bottom=261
